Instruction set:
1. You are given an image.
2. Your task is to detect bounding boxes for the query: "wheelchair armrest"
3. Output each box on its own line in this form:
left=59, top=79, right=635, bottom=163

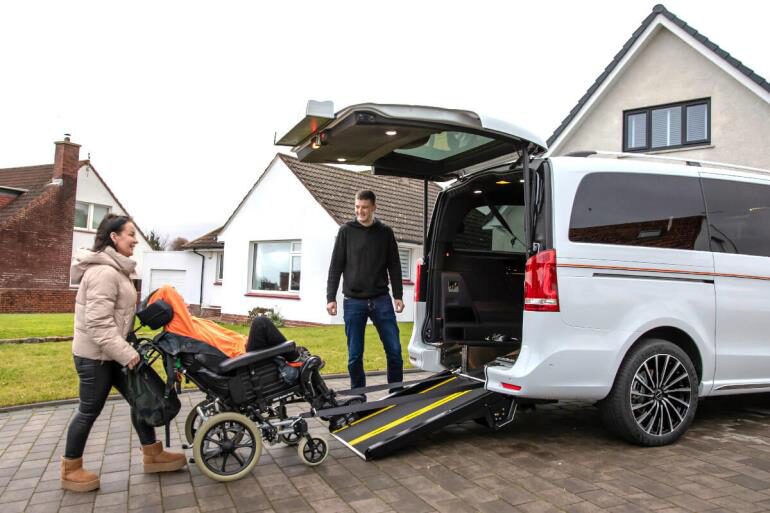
left=217, top=340, right=297, bottom=374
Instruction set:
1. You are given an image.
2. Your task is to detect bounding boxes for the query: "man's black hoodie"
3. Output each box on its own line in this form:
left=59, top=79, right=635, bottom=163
left=327, top=219, right=403, bottom=302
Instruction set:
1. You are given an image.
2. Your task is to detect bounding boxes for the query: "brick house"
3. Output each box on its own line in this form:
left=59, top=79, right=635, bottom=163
left=0, top=137, right=151, bottom=313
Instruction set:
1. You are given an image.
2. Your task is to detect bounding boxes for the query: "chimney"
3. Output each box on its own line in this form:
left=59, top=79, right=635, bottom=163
left=53, top=134, right=81, bottom=180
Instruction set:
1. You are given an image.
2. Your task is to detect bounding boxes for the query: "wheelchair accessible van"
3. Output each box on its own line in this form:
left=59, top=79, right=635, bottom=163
left=134, top=299, right=362, bottom=482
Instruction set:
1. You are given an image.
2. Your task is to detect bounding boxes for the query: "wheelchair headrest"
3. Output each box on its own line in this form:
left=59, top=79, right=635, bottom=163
left=136, top=299, right=174, bottom=330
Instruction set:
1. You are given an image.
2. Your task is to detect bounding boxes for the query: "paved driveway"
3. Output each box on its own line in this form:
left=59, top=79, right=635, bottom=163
left=1, top=372, right=770, bottom=513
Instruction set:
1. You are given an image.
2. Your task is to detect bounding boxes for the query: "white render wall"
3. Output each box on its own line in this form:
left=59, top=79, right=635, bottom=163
left=139, top=249, right=223, bottom=307
left=218, top=158, right=420, bottom=325
left=72, top=164, right=153, bottom=277
left=200, top=249, right=223, bottom=307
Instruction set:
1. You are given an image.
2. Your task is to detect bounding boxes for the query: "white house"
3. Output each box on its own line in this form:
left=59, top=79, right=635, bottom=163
left=547, top=4, right=770, bottom=170
left=72, top=163, right=153, bottom=281
left=143, top=153, right=440, bottom=324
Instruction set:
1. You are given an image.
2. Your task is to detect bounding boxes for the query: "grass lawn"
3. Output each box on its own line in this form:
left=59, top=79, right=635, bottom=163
left=0, top=313, right=414, bottom=407
left=0, top=313, right=77, bottom=339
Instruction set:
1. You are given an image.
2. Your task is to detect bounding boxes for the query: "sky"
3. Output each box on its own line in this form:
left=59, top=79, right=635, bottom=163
left=1, top=0, right=768, bottom=240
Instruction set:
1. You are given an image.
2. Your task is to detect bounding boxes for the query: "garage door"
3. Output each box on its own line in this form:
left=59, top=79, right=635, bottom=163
left=150, top=269, right=186, bottom=293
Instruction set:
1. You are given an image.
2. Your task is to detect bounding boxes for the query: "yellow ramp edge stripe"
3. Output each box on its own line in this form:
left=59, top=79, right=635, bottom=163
left=333, top=376, right=457, bottom=434
left=348, top=389, right=472, bottom=446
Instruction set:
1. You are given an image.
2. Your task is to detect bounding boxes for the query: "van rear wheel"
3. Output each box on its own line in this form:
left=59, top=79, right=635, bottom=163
left=601, top=338, right=698, bottom=446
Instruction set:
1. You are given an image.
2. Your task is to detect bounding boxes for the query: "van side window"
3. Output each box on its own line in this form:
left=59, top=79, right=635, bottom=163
left=453, top=205, right=527, bottom=254
left=702, top=178, right=770, bottom=258
left=569, top=173, right=709, bottom=250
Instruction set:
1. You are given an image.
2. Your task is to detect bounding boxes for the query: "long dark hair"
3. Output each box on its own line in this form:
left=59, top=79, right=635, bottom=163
left=92, top=214, right=133, bottom=252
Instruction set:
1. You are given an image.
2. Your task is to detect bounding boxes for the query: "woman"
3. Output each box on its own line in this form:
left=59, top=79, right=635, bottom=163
left=62, top=215, right=186, bottom=492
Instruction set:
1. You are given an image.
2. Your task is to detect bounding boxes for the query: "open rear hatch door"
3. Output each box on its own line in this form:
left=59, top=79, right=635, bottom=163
left=276, top=101, right=547, bottom=181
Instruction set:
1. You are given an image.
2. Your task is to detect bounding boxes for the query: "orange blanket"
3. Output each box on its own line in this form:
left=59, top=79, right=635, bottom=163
left=149, top=285, right=246, bottom=358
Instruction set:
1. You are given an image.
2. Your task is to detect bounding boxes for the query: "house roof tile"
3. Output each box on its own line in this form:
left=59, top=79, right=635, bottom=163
left=183, top=226, right=224, bottom=250
left=278, top=154, right=441, bottom=245
left=0, top=163, right=63, bottom=226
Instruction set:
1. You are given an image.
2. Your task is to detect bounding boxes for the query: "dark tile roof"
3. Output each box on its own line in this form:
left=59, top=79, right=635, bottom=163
left=0, top=161, right=149, bottom=244
left=0, top=163, right=60, bottom=225
left=547, top=4, right=770, bottom=147
left=183, top=226, right=224, bottom=250
left=279, top=154, right=441, bottom=245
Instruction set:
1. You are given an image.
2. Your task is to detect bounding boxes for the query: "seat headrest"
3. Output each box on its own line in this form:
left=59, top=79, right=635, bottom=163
left=137, top=300, right=174, bottom=330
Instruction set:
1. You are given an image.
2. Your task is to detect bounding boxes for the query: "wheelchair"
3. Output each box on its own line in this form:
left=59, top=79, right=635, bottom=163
left=134, top=299, right=360, bottom=481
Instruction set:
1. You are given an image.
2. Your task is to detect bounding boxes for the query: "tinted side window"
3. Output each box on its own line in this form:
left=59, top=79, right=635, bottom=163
left=569, top=172, right=709, bottom=250
left=703, top=178, right=770, bottom=258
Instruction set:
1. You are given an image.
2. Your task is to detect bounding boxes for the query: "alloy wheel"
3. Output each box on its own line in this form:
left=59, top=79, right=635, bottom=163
left=630, top=353, right=692, bottom=436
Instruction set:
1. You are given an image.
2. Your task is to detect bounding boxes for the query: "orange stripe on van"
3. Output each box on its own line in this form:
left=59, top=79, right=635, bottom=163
left=557, top=263, right=770, bottom=282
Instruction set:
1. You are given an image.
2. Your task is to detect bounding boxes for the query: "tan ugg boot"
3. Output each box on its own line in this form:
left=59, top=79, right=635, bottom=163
left=60, top=457, right=100, bottom=492
left=142, top=442, right=186, bottom=473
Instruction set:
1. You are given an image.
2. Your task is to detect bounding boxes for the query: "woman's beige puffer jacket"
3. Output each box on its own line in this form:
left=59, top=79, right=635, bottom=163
left=71, top=246, right=140, bottom=366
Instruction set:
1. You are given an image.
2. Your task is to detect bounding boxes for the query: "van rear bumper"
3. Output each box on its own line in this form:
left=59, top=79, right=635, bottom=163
left=407, top=302, right=447, bottom=373
left=484, top=337, right=620, bottom=401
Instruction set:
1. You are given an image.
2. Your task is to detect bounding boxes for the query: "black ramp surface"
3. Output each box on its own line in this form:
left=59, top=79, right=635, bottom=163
left=331, top=375, right=496, bottom=459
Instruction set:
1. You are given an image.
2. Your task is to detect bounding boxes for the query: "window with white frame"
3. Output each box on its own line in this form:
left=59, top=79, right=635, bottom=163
left=623, top=99, right=710, bottom=152
left=250, top=241, right=301, bottom=292
left=398, top=246, right=411, bottom=281
left=215, top=252, right=224, bottom=282
left=74, top=201, right=111, bottom=231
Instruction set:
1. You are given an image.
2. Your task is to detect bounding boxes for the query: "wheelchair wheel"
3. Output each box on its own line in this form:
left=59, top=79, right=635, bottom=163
left=185, top=400, right=213, bottom=444
left=279, top=432, right=301, bottom=446
left=297, top=437, right=328, bottom=466
left=192, top=412, right=262, bottom=482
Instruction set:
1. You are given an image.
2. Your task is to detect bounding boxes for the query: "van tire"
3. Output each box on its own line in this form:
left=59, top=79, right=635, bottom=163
left=601, top=338, right=698, bottom=446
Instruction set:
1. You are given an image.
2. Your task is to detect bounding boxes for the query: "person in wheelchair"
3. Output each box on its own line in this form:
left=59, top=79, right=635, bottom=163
left=142, top=285, right=357, bottom=422
left=147, top=284, right=303, bottom=361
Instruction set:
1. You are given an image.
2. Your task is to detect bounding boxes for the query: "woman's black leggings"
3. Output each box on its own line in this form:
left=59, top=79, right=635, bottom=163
left=246, top=317, right=299, bottom=360
left=65, top=356, right=156, bottom=459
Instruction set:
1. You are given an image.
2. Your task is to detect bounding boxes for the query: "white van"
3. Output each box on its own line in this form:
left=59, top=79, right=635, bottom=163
left=279, top=102, right=770, bottom=449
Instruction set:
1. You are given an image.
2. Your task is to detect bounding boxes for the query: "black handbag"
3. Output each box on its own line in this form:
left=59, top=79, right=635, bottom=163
left=122, top=361, right=181, bottom=445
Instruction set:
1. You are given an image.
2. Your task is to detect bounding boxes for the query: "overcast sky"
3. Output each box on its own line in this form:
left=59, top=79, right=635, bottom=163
left=1, top=0, right=768, bottom=240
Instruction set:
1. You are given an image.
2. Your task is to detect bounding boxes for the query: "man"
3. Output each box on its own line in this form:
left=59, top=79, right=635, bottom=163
left=327, top=190, right=405, bottom=389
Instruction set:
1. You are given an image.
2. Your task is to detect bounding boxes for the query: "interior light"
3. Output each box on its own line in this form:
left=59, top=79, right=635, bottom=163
left=496, top=180, right=511, bottom=185
left=337, top=158, right=347, bottom=163
left=473, top=190, right=483, bottom=195
left=519, top=179, right=525, bottom=183
left=385, top=130, right=398, bottom=136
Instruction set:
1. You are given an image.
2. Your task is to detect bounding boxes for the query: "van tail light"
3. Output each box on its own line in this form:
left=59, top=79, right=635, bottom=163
left=414, top=258, right=423, bottom=302
left=501, top=383, right=522, bottom=391
left=524, top=249, right=559, bottom=312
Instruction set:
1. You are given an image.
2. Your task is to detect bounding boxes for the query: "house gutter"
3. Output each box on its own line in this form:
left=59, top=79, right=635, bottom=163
left=192, top=249, right=205, bottom=309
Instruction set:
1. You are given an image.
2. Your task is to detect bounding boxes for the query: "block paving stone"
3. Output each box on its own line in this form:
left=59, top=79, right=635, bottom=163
left=1, top=373, right=770, bottom=511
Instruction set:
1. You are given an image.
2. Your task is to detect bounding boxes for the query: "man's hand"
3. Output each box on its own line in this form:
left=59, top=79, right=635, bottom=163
left=326, top=301, right=338, bottom=316
left=394, top=299, right=405, bottom=313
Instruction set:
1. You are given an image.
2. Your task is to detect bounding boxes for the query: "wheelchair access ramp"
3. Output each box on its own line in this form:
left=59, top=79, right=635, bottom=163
left=330, top=372, right=509, bottom=460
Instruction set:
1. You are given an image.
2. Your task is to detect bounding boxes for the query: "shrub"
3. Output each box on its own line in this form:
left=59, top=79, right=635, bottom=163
left=246, top=306, right=285, bottom=328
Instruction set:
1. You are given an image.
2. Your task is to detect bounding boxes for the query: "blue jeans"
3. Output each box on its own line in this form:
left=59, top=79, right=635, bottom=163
left=343, top=295, right=402, bottom=389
